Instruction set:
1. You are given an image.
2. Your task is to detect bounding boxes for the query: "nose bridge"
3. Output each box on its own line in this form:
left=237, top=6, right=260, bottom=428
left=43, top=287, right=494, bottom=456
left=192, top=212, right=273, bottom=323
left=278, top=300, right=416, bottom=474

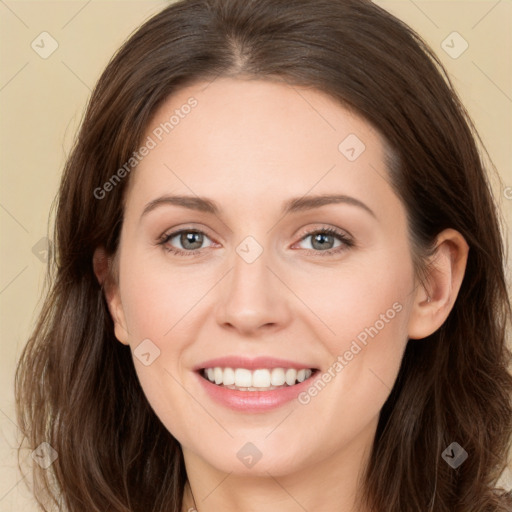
left=216, top=236, right=290, bottom=333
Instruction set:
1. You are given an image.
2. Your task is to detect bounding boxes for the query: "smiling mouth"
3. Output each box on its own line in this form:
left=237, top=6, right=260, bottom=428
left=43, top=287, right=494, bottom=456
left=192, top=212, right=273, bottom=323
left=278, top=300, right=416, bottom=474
left=200, top=367, right=319, bottom=391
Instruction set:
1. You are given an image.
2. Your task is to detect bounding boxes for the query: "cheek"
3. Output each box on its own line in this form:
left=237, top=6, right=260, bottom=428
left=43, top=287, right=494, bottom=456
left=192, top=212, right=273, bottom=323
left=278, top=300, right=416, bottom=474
left=119, top=251, right=214, bottom=343
left=292, top=304, right=410, bottom=463
left=117, top=253, right=202, bottom=435
left=326, top=264, right=411, bottom=355
left=293, top=244, right=413, bottom=357
left=296, top=252, right=414, bottom=429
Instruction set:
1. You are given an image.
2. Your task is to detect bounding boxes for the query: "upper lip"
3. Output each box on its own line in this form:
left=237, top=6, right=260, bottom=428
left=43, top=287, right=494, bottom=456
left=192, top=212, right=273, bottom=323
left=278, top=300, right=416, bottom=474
left=193, top=356, right=318, bottom=371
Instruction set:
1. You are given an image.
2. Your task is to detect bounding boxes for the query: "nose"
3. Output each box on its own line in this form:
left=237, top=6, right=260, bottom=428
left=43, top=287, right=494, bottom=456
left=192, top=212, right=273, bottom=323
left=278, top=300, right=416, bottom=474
left=215, top=245, right=292, bottom=336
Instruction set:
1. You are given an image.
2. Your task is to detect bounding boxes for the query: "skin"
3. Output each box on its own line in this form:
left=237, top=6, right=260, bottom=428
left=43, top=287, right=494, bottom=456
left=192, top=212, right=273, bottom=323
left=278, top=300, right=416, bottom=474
left=93, top=77, right=469, bottom=512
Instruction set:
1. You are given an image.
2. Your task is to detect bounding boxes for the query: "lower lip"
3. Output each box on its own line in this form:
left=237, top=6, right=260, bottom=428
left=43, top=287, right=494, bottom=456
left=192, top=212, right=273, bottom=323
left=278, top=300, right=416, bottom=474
left=195, top=371, right=319, bottom=413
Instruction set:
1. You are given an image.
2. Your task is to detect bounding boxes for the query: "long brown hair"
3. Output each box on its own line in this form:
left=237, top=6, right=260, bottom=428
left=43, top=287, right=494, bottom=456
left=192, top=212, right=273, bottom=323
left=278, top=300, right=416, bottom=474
left=15, top=0, right=512, bottom=510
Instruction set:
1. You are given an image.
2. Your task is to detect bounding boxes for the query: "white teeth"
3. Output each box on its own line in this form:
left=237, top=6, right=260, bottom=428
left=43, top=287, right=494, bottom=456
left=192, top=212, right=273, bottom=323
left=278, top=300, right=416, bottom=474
left=234, top=368, right=252, bottom=387
left=252, top=369, right=271, bottom=387
left=202, top=367, right=314, bottom=390
left=214, top=367, right=223, bottom=385
left=285, top=368, right=297, bottom=386
left=270, top=368, right=286, bottom=386
left=223, top=367, right=235, bottom=386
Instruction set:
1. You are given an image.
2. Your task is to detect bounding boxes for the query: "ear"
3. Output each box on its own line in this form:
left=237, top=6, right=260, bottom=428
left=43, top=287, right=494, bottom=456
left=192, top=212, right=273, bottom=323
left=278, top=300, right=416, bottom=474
left=407, top=228, right=469, bottom=340
left=93, top=246, right=130, bottom=346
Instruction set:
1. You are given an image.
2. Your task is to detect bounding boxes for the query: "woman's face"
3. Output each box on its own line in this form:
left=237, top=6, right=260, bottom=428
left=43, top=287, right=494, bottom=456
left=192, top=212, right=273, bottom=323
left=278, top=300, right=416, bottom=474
left=109, top=77, right=421, bottom=477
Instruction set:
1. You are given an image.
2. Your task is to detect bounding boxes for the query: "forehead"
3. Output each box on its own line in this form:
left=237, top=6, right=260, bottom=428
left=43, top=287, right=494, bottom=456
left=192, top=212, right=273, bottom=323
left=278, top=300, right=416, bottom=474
left=125, top=77, right=394, bottom=216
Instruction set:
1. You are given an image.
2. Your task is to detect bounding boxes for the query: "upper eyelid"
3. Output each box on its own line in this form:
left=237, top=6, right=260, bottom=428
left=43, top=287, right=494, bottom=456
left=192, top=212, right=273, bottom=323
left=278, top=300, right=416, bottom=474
left=160, top=225, right=352, bottom=248
left=160, top=226, right=216, bottom=243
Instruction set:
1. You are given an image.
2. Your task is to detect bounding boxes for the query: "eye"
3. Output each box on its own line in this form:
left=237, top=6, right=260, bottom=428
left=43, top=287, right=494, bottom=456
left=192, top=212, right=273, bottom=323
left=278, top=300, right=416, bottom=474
left=293, top=226, right=354, bottom=256
left=157, top=226, right=354, bottom=258
left=157, top=229, right=215, bottom=256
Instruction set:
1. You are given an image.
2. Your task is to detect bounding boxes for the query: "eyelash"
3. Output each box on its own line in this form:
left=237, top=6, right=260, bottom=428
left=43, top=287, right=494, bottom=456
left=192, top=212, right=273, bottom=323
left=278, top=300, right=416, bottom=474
left=157, top=226, right=354, bottom=258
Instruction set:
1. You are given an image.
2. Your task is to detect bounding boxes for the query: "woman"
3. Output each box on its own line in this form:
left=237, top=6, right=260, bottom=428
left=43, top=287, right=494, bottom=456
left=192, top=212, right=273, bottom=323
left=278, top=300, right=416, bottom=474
left=15, top=0, right=512, bottom=510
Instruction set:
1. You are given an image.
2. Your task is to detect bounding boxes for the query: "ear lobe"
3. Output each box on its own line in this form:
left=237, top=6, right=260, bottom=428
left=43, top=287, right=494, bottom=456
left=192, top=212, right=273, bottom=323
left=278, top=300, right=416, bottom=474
left=92, top=246, right=130, bottom=346
left=407, top=228, right=469, bottom=340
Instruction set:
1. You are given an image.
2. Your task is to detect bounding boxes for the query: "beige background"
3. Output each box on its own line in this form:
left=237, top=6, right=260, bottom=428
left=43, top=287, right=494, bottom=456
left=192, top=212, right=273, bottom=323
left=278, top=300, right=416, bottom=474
left=0, top=1, right=511, bottom=510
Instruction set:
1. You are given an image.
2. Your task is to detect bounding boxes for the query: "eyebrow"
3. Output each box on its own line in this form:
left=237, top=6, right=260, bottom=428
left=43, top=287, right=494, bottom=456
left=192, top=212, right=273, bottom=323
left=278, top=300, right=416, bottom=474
left=141, top=193, right=376, bottom=219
